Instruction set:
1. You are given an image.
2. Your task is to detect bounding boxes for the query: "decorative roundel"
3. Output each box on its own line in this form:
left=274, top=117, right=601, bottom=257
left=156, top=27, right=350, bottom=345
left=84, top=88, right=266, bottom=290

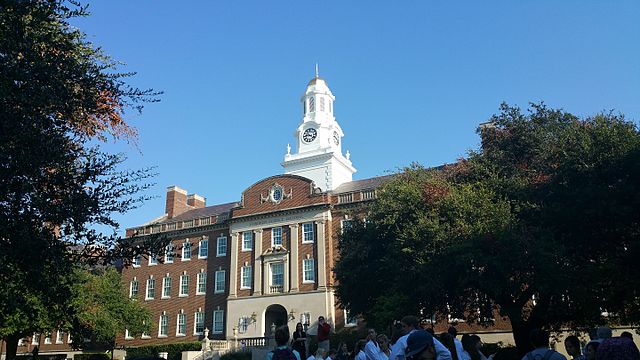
left=333, top=131, right=340, bottom=145
left=270, top=184, right=284, bottom=203
left=302, top=128, right=317, bottom=143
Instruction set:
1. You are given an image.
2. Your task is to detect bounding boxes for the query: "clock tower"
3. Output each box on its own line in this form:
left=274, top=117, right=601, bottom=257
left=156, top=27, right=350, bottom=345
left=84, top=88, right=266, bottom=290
left=282, top=71, right=356, bottom=191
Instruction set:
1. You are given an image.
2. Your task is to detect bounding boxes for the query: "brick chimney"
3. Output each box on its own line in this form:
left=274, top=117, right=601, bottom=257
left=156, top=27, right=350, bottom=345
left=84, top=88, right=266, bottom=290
left=187, top=194, right=206, bottom=208
left=165, top=186, right=189, bottom=219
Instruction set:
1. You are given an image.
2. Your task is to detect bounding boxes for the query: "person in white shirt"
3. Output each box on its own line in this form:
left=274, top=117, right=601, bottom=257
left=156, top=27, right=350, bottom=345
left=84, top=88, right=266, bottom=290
left=390, top=316, right=452, bottom=360
left=365, top=329, right=388, bottom=360
left=355, top=340, right=368, bottom=360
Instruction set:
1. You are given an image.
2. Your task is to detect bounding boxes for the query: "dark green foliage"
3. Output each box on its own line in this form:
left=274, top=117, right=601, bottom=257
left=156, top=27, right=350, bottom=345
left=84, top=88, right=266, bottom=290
left=0, top=1, right=159, bottom=359
left=126, top=342, right=201, bottom=360
left=329, top=328, right=367, bottom=354
left=16, top=355, right=66, bottom=360
left=219, top=350, right=252, bottom=360
left=74, top=353, right=111, bottom=360
left=335, top=103, right=640, bottom=356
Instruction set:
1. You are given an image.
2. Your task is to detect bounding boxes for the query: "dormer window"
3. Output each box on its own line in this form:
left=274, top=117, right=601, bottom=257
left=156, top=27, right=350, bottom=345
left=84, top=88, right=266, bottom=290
left=309, top=97, right=315, bottom=112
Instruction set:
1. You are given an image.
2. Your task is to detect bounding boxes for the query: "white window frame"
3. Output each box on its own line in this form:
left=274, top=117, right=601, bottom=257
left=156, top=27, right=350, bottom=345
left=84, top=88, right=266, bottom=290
left=303, top=258, right=315, bottom=283
left=242, top=232, right=253, bottom=251
left=182, top=240, right=192, bottom=261
left=165, top=244, right=174, bottom=263
left=196, top=271, right=207, bottom=295
left=198, top=238, right=208, bottom=259
left=344, top=309, right=357, bottom=327
left=271, top=227, right=283, bottom=247
left=146, top=277, right=155, bottom=300
left=214, top=270, right=226, bottom=294
left=194, top=311, right=205, bottom=335
left=56, top=331, right=64, bottom=344
left=124, top=329, right=133, bottom=340
left=32, top=333, right=40, bottom=345
left=341, top=219, right=353, bottom=234
left=270, top=262, right=284, bottom=287
left=216, top=236, right=227, bottom=257
left=212, top=310, right=224, bottom=334
left=132, top=255, right=141, bottom=267
left=162, top=275, right=172, bottom=298
left=130, top=278, right=139, bottom=298
left=44, top=333, right=52, bottom=345
left=159, top=314, right=169, bottom=337
left=241, top=265, right=252, bottom=289
left=180, top=274, right=189, bottom=297
left=302, top=223, right=314, bottom=243
left=176, top=312, right=187, bottom=336
left=149, top=253, right=158, bottom=266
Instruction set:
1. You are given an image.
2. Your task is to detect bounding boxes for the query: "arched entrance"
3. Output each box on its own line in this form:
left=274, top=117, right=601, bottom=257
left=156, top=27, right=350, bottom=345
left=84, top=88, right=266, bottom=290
left=264, top=304, right=288, bottom=335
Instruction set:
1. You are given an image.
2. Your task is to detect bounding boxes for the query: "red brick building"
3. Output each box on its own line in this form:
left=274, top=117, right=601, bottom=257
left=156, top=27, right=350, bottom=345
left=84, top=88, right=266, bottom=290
left=118, top=75, right=390, bottom=346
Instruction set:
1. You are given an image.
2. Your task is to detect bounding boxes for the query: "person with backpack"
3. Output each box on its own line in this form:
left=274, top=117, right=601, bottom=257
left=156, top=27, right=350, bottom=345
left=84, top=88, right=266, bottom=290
left=521, top=329, right=567, bottom=360
left=267, top=325, right=302, bottom=360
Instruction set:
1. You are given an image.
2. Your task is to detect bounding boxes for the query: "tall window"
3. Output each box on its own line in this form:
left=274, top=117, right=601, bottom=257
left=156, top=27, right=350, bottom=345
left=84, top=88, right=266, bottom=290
left=303, top=258, right=315, bottom=283
left=165, top=244, right=174, bottom=263
left=180, top=274, right=189, bottom=296
left=213, top=310, right=224, bottom=334
left=241, top=265, right=252, bottom=289
left=149, top=253, right=158, bottom=265
left=345, top=309, right=357, bottom=326
left=159, top=314, right=169, bottom=337
left=199, top=238, right=208, bottom=258
left=242, top=232, right=253, bottom=251
left=56, top=331, right=64, bottom=344
left=133, top=255, right=141, bottom=267
left=215, top=270, right=226, bottom=293
left=146, top=277, right=155, bottom=300
left=302, top=223, right=314, bottom=243
left=197, top=271, right=207, bottom=295
left=182, top=241, right=191, bottom=260
left=32, top=333, right=40, bottom=345
left=320, top=97, right=325, bottom=112
left=271, top=227, right=282, bottom=247
left=177, top=312, right=187, bottom=336
left=194, top=311, right=205, bottom=335
left=271, top=263, right=284, bottom=287
left=162, top=275, right=172, bottom=298
left=341, top=219, right=353, bottom=234
left=44, top=333, right=52, bottom=345
left=130, top=278, right=139, bottom=298
left=217, top=236, right=227, bottom=256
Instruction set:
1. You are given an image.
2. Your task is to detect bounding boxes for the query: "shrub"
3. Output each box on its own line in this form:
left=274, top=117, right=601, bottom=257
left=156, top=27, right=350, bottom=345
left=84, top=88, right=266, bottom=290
left=74, top=354, right=111, bottom=360
left=126, top=342, right=201, bottom=360
left=220, top=350, right=251, bottom=360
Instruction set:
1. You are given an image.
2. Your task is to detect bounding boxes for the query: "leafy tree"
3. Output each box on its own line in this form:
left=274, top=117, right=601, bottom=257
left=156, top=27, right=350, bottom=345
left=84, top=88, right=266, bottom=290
left=334, top=103, right=640, bottom=355
left=71, top=268, right=151, bottom=352
left=0, top=1, right=160, bottom=358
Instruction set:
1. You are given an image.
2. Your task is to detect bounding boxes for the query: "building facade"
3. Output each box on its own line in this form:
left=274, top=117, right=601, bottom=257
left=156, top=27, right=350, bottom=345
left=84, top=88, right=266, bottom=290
left=118, top=75, right=388, bottom=347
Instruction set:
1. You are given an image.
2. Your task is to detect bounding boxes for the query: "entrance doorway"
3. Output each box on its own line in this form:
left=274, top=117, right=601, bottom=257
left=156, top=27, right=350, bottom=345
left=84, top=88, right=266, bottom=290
left=264, top=304, right=288, bottom=335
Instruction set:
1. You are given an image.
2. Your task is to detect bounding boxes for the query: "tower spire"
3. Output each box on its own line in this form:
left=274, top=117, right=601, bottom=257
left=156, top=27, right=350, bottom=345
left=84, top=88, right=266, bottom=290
left=315, top=63, right=319, bottom=78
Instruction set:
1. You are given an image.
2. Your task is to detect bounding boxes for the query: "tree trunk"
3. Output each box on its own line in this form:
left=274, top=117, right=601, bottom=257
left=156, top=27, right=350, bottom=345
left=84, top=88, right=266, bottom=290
left=503, top=307, right=536, bottom=358
left=5, top=334, right=20, bottom=360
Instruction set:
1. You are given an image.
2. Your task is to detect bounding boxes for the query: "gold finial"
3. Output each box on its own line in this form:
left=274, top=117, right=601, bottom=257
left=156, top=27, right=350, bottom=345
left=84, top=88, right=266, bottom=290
left=315, top=63, right=319, bottom=78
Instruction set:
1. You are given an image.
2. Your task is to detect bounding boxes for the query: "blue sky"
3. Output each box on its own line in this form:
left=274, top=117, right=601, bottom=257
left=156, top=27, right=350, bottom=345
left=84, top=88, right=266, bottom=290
left=73, top=1, right=640, bottom=233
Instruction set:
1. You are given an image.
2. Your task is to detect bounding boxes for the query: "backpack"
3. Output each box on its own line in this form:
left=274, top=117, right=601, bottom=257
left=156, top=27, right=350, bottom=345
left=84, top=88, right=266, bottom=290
left=272, top=348, right=297, bottom=360
left=526, top=350, right=555, bottom=360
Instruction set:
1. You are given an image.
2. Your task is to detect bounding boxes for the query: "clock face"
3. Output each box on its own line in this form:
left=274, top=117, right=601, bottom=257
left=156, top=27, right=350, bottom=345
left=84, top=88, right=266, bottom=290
left=333, top=131, right=340, bottom=145
left=302, top=128, right=317, bottom=143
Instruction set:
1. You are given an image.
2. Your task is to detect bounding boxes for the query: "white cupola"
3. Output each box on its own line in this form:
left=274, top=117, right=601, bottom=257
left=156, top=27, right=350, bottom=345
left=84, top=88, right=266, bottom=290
left=282, top=67, right=356, bottom=191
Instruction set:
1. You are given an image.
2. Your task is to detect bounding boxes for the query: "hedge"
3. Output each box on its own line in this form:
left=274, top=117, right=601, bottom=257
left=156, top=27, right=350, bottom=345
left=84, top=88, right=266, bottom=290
left=125, top=342, right=201, bottom=360
left=219, top=350, right=251, bottom=360
left=74, top=353, right=111, bottom=360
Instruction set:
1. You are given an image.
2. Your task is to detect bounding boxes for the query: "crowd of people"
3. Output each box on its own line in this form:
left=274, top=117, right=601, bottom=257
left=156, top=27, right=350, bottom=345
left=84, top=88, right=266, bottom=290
left=266, top=316, right=639, bottom=360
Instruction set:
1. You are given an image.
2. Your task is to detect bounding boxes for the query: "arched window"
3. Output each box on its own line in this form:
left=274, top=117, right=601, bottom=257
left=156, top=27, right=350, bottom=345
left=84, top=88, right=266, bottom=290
left=309, top=97, right=315, bottom=112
